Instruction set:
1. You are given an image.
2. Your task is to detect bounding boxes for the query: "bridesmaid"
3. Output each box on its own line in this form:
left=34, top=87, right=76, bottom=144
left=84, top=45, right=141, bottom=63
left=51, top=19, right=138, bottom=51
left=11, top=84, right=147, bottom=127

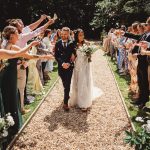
left=0, top=48, right=35, bottom=117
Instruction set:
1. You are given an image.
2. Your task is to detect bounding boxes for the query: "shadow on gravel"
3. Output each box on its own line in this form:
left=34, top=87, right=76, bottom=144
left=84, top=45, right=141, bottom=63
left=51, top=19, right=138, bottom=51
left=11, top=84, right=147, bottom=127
left=44, top=103, right=90, bottom=133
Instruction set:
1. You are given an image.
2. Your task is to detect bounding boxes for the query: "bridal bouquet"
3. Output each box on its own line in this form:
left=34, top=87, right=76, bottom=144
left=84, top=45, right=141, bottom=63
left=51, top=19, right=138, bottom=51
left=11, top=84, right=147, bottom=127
left=0, top=113, right=15, bottom=146
left=78, top=44, right=99, bottom=62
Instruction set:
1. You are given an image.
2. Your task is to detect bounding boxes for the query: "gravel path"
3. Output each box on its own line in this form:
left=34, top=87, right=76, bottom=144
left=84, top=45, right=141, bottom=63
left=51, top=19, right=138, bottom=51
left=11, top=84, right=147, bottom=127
left=12, top=50, right=133, bottom=150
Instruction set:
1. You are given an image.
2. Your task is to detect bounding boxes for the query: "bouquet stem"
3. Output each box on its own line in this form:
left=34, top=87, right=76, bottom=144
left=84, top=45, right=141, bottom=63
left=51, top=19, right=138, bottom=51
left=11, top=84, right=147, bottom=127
left=88, top=55, right=92, bottom=62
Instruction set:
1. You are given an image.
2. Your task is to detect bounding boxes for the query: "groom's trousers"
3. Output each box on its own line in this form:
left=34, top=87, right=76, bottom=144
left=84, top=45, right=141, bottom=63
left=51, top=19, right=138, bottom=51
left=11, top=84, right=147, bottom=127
left=59, top=68, right=73, bottom=105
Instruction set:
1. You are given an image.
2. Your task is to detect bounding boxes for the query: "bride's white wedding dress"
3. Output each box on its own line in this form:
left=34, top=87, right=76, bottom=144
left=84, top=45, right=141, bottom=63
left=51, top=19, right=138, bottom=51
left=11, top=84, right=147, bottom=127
left=70, top=48, right=103, bottom=109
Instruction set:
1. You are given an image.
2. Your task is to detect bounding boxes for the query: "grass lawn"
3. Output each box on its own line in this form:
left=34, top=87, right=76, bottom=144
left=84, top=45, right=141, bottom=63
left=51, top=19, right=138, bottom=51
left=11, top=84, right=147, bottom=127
left=23, top=63, right=58, bottom=123
left=107, top=56, right=150, bottom=131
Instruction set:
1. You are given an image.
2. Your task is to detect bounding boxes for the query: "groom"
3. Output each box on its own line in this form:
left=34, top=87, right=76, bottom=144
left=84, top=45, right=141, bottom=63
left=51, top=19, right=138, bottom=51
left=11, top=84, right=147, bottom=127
left=55, top=27, right=76, bottom=111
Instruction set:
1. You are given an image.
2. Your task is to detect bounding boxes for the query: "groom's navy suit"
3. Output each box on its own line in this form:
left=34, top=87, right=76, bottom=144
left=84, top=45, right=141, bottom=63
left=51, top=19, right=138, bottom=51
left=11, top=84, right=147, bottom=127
left=55, top=39, right=76, bottom=105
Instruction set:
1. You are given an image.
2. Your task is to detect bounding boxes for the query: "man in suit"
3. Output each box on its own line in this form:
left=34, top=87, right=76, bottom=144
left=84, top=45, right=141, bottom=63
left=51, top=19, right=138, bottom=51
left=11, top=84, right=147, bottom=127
left=55, top=27, right=76, bottom=111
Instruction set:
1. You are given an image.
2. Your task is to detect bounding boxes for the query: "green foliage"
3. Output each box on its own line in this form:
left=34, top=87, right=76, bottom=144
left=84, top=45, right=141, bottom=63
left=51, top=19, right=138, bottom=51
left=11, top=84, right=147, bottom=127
left=90, top=0, right=116, bottom=28
left=125, top=129, right=150, bottom=150
left=0, top=0, right=99, bottom=37
left=91, top=0, right=150, bottom=31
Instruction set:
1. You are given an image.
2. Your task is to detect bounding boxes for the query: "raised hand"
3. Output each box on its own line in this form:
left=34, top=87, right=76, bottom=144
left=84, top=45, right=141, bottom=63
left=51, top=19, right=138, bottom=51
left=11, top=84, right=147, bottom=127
left=53, top=13, right=58, bottom=21
left=40, top=14, right=47, bottom=21
left=47, top=16, right=51, bottom=20
left=47, top=16, right=55, bottom=24
left=30, top=41, right=40, bottom=47
left=139, top=41, right=149, bottom=50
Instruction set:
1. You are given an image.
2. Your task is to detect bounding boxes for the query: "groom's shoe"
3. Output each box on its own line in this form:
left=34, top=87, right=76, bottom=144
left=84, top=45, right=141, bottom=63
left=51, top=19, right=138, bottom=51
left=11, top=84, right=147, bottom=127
left=63, top=104, right=70, bottom=112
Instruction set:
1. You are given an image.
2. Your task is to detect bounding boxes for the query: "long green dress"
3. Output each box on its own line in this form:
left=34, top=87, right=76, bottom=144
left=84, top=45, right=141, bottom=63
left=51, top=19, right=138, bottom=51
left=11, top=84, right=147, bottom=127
left=0, top=66, right=6, bottom=117
left=0, top=65, right=7, bottom=150
left=2, top=58, right=23, bottom=143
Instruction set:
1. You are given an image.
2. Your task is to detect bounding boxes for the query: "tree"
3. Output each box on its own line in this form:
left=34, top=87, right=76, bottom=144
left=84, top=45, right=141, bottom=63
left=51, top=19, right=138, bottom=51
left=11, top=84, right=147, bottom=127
left=90, top=0, right=150, bottom=32
left=0, top=0, right=99, bottom=38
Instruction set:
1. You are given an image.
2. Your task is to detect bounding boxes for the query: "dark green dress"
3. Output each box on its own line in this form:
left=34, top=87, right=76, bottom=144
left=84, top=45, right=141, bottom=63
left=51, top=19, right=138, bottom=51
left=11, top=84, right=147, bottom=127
left=2, top=58, right=23, bottom=140
left=0, top=67, right=6, bottom=117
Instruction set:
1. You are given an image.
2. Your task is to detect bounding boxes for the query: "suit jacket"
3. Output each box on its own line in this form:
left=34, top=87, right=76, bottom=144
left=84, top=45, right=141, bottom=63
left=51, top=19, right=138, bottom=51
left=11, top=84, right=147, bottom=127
left=55, top=39, right=76, bottom=71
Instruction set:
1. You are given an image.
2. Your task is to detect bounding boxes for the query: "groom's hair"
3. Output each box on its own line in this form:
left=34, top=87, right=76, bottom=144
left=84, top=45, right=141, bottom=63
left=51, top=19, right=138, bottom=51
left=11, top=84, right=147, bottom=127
left=62, top=27, right=70, bottom=33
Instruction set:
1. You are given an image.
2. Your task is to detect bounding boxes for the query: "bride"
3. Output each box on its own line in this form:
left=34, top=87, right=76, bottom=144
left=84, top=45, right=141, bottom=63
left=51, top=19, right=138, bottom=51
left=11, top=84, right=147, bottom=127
left=69, top=29, right=102, bottom=111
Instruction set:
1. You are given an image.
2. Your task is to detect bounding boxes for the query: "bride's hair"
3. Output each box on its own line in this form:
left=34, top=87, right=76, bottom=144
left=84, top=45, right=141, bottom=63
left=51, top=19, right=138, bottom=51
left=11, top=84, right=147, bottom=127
left=74, top=28, right=85, bottom=46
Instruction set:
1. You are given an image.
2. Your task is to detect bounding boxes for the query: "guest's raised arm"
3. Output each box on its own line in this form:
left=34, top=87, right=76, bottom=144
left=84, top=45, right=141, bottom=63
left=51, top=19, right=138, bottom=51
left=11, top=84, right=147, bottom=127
left=28, top=14, right=47, bottom=31
left=0, top=41, right=39, bottom=59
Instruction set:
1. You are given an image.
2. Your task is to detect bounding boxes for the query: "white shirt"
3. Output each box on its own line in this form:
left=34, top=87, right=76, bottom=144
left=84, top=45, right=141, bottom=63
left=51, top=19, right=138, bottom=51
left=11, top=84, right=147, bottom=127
left=16, top=26, right=45, bottom=48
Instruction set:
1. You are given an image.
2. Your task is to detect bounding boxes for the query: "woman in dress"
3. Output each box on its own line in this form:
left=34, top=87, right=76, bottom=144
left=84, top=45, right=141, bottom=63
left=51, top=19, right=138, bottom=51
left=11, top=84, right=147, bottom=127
left=43, top=29, right=54, bottom=73
left=2, top=26, right=53, bottom=122
left=26, top=46, right=43, bottom=96
left=70, top=29, right=102, bottom=111
left=0, top=47, right=35, bottom=117
left=1, top=26, right=45, bottom=144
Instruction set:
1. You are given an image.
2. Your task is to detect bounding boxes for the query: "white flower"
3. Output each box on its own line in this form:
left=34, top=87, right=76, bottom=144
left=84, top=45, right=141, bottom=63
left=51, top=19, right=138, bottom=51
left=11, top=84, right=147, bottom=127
left=135, top=117, right=144, bottom=122
left=146, top=125, right=150, bottom=133
left=6, top=115, right=15, bottom=126
left=2, top=130, right=8, bottom=137
left=147, top=120, right=150, bottom=125
left=142, top=124, right=150, bottom=133
left=0, top=118, right=4, bottom=124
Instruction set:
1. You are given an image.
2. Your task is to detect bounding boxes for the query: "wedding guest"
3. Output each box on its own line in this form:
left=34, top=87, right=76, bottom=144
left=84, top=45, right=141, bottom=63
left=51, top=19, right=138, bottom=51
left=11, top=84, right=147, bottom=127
left=144, top=19, right=150, bottom=93
left=2, top=26, right=54, bottom=115
left=0, top=45, right=40, bottom=118
left=51, top=33, right=58, bottom=45
left=9, top=16, right=54, bottom=105
left=125, top=27, right=139, bottom=96
left=124, top=23, right=140, bottom=100
left=37, top=32, right=50, bottom=84
left=103, top=34, right=111, bottom=54
left=9, top=17, right=55, bottom=109
left=123, top=19, right=150, bottom=108
left=117, top=29, right=128, bottom=75
left=1, top=25, right=42, bottom=142
left=43, top=29, right=54, bottom=73
left=138, top=23, right=145, bottom=34
left=26, top=46, right=43, bottom=96
left=8, top=14, right=47, bottom=34
left=70, top=30, right=75, bottom=41
left=56, top=29, right=61, bottom=41
left=109, top=28, right=117, bottom=60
